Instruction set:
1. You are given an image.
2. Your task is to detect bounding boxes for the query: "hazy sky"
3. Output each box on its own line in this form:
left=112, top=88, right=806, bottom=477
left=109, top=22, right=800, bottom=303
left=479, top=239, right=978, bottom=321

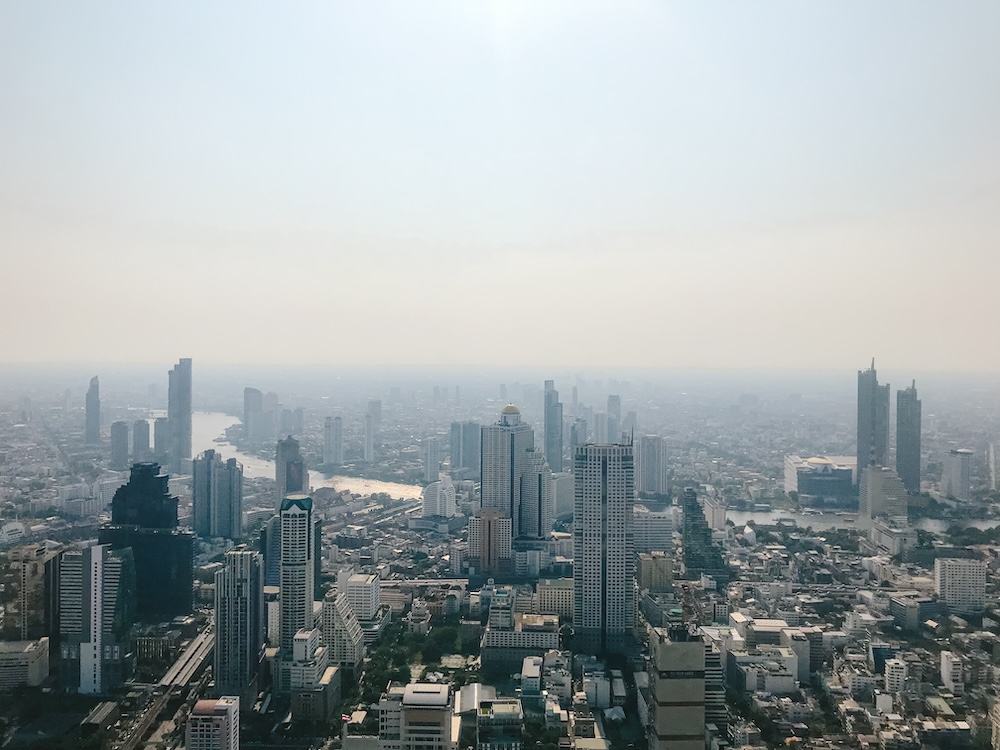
left=2, top=1, right=999, bottom=371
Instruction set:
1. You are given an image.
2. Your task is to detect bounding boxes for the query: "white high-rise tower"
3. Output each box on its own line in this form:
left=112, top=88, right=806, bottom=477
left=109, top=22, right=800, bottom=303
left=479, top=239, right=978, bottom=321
left=480, top=405, right=534, bottom=535
left=279, top=495, right=315, bottom=658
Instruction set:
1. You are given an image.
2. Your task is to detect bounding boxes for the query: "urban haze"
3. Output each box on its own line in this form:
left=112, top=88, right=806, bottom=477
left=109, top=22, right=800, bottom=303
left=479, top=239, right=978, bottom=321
left=2, top=4, right=1000, bottom=750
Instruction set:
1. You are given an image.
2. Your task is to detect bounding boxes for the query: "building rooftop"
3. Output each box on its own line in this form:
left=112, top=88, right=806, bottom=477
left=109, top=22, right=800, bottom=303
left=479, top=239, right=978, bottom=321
left=403, top=683, right=450, bottom=707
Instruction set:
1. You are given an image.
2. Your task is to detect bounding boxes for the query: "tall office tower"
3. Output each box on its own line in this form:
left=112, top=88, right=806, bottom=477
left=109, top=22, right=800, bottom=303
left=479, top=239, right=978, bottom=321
left=2, top=543, right=61, bottom=642
left=85, top=376, right=101, bottom=443
left=570, top=419, right=588, bottom=450
left=367, top=399, right=382, bottom=429
left=323, top=417, right=344, bottom=466
left=133, top=419, right=151, bottom=462
left=468, top=509, right=513, bottom=574
left=636, top=435, right=669, bottom=496
left=622, top=410, right=638, bottom=433
left=896, top=381, right=922, bottom=494
left=680, top=488, right=726, bottom=580
left=481, top=405, right=535, bottom=537
left=423, top=437, right=441, bottom=482
left=59, top=544, right=136, bottom=694
left=276, top=436, right=307, bottom=509
left=167, top=358, right=193, bottom=468
left=571, top=385, right=578, bottom=418
left=607, top=394, right=621, bottom=423
left=110, top=421, right=130, bottom=471
left=214, top=546, right=264, bottom=704
left=856, top=360, right=890, bottom=482
left=935, top=558, right=987, bottom=614
left=648, top=626, right=706, bottom=750
left=153, top=417, right=170, bottom=461
left=519, top=449, right=553, bottom=539
left=942, top=449, right=974, bottom=501
left=364, top=413, right=375, bottom=463
left=244, top=387, right=264, bottom=441
left=321, top=590, right=365, bottom=673
left=186, top=696, right=240, bottom=750
left=543, top=381, right=564, bottom=472
left=98, top=462, right=194, bottom=621
left=279, top=495, right=315, bottom=656
left=193, top=449, right=244, bottom=539
left=704, top=641, right=726, bottom=733
left=573, top=442, right=635, bottom=655
left=633, top=505, right=674, bottom=553
left=422, top=476, right=456, bottom=518
left=449, top=421, right=481, bottom=475
left=858, top=464, right=909, bottom=529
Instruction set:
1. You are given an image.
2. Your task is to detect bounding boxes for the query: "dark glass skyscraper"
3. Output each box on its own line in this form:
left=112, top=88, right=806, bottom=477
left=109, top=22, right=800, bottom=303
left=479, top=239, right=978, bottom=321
left=681, top=488, right=726, bottom=580
left=167, top=357, right=193, bottom=469
left=543, top=380, right=564, bottom=472
left=214, top=545, right=264, bottom=704
left=98, top=462, right=193, bottom=621
left=896, top=381, right=922, bottom=494
left=857, top=360, right=890, bottom=480
left=85, top=376, right=101, bottom=444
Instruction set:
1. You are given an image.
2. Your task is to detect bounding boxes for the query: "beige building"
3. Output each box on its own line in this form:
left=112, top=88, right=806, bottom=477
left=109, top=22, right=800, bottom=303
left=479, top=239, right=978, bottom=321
left=0, top=638, right=49, bottom=690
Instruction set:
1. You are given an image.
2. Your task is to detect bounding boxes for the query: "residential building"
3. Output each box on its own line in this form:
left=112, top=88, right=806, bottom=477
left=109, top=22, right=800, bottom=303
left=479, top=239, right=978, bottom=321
left=324, top=416, right=344, bottom=466
left=280, top=495, right=315, bottom=658
left=214, top=546, right=264, bottom=705
left=858, top=464, right=908, bottom=530
left=544, top=380, right=564, bottom=472
left=449, top=421, right=481, bottom=476
left=167, top=357, right=193, bottom=469
left=896, top=381, right=922, bottom=493
left=192, top=449, right=243, bottom=539
left=481, top=405, right=534, bottom=538
left=424, top=437, right=441, bottom=482
left=519, top=449, right=553, bottom=540
left=276, top=436, right=307, bottom=510
left=110, top=421, right=129, bottom=471
left=634, top=504, right=674, bottom=553
left=133, top=419, right=151, bottom=462
left=186, top=697, right=239, bottom=750
left=468, top=509, right=513, bottom=575
left=942, top=449, right=974, bottom=501
left=321, top=590, right=365, bottom=673
left=59, top=544, right=136, bottom=694
left=422, top=476, right=457, bottom=519
left=85, top=376, right=101, bottom=444
left=681, top=488, right=726, bottom=580
left=2, top=543, right=61, bottom=642
left=573, top=442, right=635, bottom=654
left=935, top=558, right=987, bottom=613
left=857, top=360, right=890, bottom=479
left=636, top=435, right=669, bottom=496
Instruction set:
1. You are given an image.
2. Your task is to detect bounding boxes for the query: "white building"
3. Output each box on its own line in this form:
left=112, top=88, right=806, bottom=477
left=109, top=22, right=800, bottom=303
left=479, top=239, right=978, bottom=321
left=378, top=683, right=455, bottom=750
left=941, top=651, right=964, bottom=695
left=0, top=638, right=49, bottom=690
left=186, top=696, right=239, bottom=750
left=537, top=579, right=574, bottom=620
left=859, top=465, right=909, bottom=529
left=884, top=658, right=908, bottom=694
left=423, top=437, right=441, bottom=482
left=280, top=495, right=315, bottom=656
left=422, top=476, right=457, bottom=519
left=942, top=449, right=974, bottom=501
left=324, top=416, right=344, bottom=466
left=573, top=443, right=635, bottom=654
left=347, top=573, right=381, bottom=622
left=519, top=449, right=553, bottom=539
left=935, top=558, right=987, bottom=614
left=321, top=590, right=365, bottom=672
left=633, top=504, right=674, bottom=553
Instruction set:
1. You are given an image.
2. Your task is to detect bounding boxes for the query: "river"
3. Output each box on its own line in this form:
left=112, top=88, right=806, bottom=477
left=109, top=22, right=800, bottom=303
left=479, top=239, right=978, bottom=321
left=191, top=411, right=424, bottom=500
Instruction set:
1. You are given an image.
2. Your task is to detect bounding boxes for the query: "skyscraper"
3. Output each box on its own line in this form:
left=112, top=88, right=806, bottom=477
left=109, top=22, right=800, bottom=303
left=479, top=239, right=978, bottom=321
left=85, top=376, right=101, bottom=444
left=110, top=421, right=130, bottom=471
left=467, top=509, right=513, bottom=575
left=857, top=360, right=890, bottom=481
left=244, top=387, right=265, bottom=442
left=607, top=394, right=621, bottom=423
left=98, top=462, right=194, bottom=621
left=193, top=449, right=244, bottom=539
left=280, top=494, right=315, bottom=656
left=636, top=435, right=669, bottom=496
left=133, top=419, right=151, bottom=462
left=320, top=590, right=365, bottom=673
left=323, top=416, right=343, bottom=466
left=449, top=421, right=480, bottom=475
left=153, top=416, right=170, bottom=462
left=364, top=413, right=375, bottom=463
left=276, top=436, right=306, bottom=510
left=896, top=381, right=921, bottom=494
left=367, top=399, right=382, bottom=429
left=543, top=381, right=564, bottom=472
left=214, top=546, right=264, bottom=704
left=167, top=358, right=193, bottom=469
left=59, top=544, right=136, bottom=694
left=573, top=442, right=635, bottom=654
left=648, top=626, right=706, bottom=750
left=942, top=449, right=974, bottom=501
left=481, top=405, right=534, bottom=537
left=423, top=436, right=440, bottom=482
left=2, top=543, right=61, bottom=642
left=681, top=488, right=726, bottom=580
left=519, top=449, right=553, bottom=539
